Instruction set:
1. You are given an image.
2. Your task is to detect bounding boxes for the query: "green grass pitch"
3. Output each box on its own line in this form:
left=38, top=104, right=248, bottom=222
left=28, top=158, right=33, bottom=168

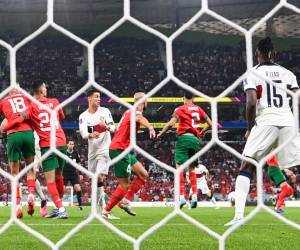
left=0, top=206, right=299, bottom=250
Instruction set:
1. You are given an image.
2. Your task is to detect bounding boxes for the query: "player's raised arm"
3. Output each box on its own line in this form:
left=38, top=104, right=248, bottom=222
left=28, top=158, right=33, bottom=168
left=157, top=114, right=177, bottom=139
left=199, top=109, right=212, bottom=138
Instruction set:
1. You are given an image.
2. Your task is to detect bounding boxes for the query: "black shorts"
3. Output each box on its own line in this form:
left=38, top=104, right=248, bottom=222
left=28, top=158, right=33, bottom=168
left=64, top=173, right=80, bottom=186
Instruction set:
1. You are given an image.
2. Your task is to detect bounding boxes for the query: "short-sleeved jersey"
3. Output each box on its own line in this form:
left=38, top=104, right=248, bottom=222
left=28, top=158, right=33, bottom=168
left=195, top=164, right=208, bottom=183
left=243, top=63, right=299, bottom=127
left=174, top=102, right=208, bottom=137
left=63, top=149, right=80, bottom=175
left=110, top=110, right=141, bottom=150
left=0, top=93, right=32, bottom=134
left=27, top=97, right=66, bottom=148
left=79, top=107, right=114, bottom=159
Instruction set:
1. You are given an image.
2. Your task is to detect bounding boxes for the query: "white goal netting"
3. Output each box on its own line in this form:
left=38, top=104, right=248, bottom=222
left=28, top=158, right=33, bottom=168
left=0, top=0, right=300, bottom=249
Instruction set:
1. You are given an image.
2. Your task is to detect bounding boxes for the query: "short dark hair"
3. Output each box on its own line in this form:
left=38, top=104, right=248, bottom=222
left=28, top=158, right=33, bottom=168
left=184, top=91, right=194, bottom=100
left=86, top=88, right=100, bottom=97
left=257, top=37, right=274, bottom=60
left=32, top=80, right=44, bottom=94
left=67, top=138, right=75, bottom=144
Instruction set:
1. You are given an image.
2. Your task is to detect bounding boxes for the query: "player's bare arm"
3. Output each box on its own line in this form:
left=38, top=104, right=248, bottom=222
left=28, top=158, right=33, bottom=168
left=199, top=116, right=212, bottom=138
left=157, top=115, right=178, bottom=139
left=136, top=114, right=156, bottom=139
left=245, top=89, right=257, bottom=139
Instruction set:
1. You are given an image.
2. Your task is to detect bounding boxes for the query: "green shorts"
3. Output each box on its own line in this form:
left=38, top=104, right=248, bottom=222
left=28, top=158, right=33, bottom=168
left=6, top=130, right=35, bottom=161
left=109, top=149, right=138, bottom=178
left=41, top=146, right=67, bottom=172
left=175, top=134, right=202, bottom=165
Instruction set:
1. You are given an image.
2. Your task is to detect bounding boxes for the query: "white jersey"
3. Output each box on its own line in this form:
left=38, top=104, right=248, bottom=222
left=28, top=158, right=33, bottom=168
left=79, top=107, right=114, bottom=159
left=243, top=63, right=298, bottom=127
left=195, top=164, right=208, bottom=186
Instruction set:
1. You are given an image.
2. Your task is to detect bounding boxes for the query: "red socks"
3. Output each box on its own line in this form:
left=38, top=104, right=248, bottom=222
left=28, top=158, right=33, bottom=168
left=16, top=185, right=21, bottom=205
left=180, top=172, right=185, bottom=196
left=105, top=186, right=127, bottom=212
left=276, top=183, right=293, bottom=209
left=55, top=177, right=64, bottom=199
left=47, top=182, right=63, bottom=209
left=27, top=179, right=35, bottom=195
left=189, top=171, right=197, bottom=195
left=125, top=177, right=146, bottom=201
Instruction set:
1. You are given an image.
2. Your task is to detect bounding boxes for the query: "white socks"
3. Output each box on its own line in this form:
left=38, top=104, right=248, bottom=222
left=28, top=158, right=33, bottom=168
left=234, top=175, right=250, bottom=220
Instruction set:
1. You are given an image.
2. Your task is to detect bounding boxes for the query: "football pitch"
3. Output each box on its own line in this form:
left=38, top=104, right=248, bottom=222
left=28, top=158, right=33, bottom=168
left=0, top=206, right=299, bottom=250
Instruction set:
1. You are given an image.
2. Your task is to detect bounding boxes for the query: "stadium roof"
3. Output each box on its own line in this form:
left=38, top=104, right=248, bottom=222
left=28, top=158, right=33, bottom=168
left=0, top=0, right=298, bottom=38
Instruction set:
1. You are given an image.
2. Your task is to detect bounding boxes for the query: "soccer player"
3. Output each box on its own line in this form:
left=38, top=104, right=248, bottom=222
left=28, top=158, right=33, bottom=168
left=157, top=91, right=212, bottom=209
left=0, top=88, right=36, bottom=218
left=187, top=163, right=219, bottom=209
left=225, top=37, right=300, bottom=226
left=102, top=92, right=156, bottom=219
left=79, top=89, right=115, bottom=213
left=63, top=139, right=83, bottom=210
left=267, top=154, right=293, bottom=214
left=4, top=81, right=69, bottom=219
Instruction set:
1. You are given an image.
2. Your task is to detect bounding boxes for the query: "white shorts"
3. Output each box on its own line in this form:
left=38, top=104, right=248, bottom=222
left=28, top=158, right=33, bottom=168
left=88, top=153, right=110, bottom=175
left=198, top=181, right=210, bottom=195
left=243, top=125, right=300, bottom=169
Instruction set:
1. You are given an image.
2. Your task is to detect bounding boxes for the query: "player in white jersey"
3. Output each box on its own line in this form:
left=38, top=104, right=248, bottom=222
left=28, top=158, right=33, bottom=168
left=79, top=89, right=116, bottom=214
left=225, top=37, right=300, bottom=226
left=187, top=164, right=219, bottom=208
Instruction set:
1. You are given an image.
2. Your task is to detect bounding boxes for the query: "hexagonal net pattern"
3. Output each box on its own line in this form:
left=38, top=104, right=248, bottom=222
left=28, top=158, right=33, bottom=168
left=0, top=0, right=299, bottom=249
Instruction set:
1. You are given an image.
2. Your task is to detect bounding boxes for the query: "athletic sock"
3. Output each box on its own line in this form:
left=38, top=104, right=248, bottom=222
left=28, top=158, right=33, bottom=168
left=55, top=177, right=64, bottom=199
left=210, top=196, right=218, bottom=207
left=180, top=172, right=185, bottom=197
left=76, top=191, right=82, bottom=207
left=125, top=177, right=146, bottom=201
left=35, top=179, right=46, bottom=201
left=97, top=182, right=104, bottom=206
left=27, top=179, right=35, bottom=195
left=105, top=186, right=127, bottom=212
left=47, top=182, right=63, bottom=209
left=276, top=183, right=293, bottom=209
left=189, top=171, right=197, bottom=196
left=234, top=174, right=250, bottom=220
left=16, top=184, right=21, bottom=205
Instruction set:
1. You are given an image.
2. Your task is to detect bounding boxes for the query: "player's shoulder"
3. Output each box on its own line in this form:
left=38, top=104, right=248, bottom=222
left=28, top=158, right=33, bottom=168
left=79, top=109, right=89, bottom=119
left=98, top=106, right=111, bottom=114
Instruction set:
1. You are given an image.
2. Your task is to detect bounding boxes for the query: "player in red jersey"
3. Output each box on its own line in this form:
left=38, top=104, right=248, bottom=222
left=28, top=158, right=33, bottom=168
left=102, top=92, right=156, bottom=219
left=0, top=87, right=36, bottom=218
left=267, top=154, right=293, bottom=213
left=157, top=91, right=212, bottom=209
left=4, top=81, right=68, bottom=219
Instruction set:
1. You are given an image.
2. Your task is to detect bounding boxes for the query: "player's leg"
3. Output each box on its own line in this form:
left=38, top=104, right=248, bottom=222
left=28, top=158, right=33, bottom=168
left=103, top=150, right=131, bottom=219
left=225, top=125, right=278, bottom=226
left=41, top=147, right=68, bottom=219
left=22, top=130, right=36, bottom=215
left=73, top=183, right=83, bottom=210
left=7, top=132, right=23, bottom=218
left=35, top=178, right=48, bottom=217
left=188, top=164, right=198, bottom=208
left=204, top=189, right=219, bottom=209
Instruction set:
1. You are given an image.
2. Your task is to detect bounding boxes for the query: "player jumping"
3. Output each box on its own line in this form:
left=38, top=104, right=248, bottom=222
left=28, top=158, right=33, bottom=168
left=157, top=91, right=212, bottom=209
left=225, top=37, right=300, bottom=226
left=102, top=92, right=156, bottom=219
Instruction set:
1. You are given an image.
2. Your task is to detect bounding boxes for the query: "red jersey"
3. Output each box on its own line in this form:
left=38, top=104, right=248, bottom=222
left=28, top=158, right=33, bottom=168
left=27, top=97, right=66, bottom=148
left=0, top=93, right=32, bottom=134
left=267, top=155, right=279, bottom=167
left=174, top=102, right=208, bottom=137
left=110, top=110, right=141, bottom=150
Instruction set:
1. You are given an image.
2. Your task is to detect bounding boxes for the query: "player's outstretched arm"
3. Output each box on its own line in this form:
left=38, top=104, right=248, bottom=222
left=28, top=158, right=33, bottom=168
left=157, top=115, right=177, bottom=139
left=136, top=114, right=156, bottom=139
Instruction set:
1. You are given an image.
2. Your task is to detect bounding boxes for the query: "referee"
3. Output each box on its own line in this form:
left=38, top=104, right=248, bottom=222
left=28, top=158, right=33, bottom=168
left=63, top=139, right=83, bottom=210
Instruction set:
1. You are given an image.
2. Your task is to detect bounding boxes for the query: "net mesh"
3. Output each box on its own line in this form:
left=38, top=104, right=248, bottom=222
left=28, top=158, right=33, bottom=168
left=0, top=0, right=299, bottom=249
